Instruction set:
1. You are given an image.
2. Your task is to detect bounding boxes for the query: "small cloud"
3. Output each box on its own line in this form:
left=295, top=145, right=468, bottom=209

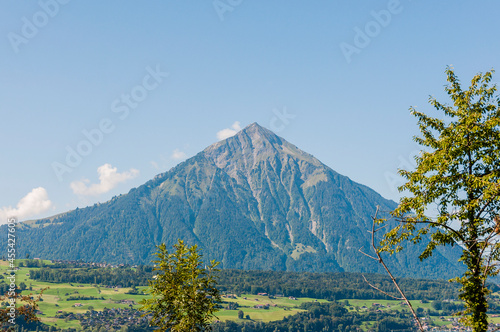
left=0, top=187, right=53, bottom=223
left=150, top=161, right=160, bottom=169
left=70, top=163, right=139, bottom=196
left=171, top=149, right=187, bottom=160
left=216, top=121, right=241, bottom=140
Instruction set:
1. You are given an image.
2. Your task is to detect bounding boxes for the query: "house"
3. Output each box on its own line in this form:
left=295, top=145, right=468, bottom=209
left=254, top=304, right=270, bottom=309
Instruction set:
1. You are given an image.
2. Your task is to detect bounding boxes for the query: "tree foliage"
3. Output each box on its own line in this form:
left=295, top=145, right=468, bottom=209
left=379, top=67, right=500, bottom=332
left=0, top=287, right=47, bottom=329
left=140, top=240, right=221, bottom=332
left=29, top=264, right=153, bottom=287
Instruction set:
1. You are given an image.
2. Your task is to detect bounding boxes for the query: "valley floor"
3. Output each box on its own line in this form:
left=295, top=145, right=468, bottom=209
left=3, top=260, right=500, bottom=331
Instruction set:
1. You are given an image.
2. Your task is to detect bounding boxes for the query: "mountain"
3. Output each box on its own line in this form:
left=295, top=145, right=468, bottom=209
left=7, top=123, right=463, bottom=278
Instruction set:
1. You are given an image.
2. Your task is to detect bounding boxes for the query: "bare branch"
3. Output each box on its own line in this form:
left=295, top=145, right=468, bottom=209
left=358, top=247, right=379, bottom=261
left=361, top=275, right=403, bottom=300
left=375, top=224, right=389, bottom=233
left=362, top=206, right=425, bottom=332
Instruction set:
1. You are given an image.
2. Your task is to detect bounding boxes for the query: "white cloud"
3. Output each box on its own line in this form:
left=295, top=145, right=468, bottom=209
left=150, top=161, right=160, bottom=169
left=0, top=187, right=53, bottom=222
left=171, top=149, right=187, bottom=160
left=216, top=121, right=242, bottom=140
left=70, top=163, right=139, bottom=196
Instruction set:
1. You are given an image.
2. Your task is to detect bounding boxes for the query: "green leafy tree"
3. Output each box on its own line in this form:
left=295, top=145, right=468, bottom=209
left=380, top=67, right=500, bottom=332
left=141, top=239, right=221, bottom=331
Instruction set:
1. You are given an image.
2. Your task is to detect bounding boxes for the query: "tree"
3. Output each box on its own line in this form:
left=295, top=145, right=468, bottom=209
left=379, top=67, right=500, bottom=332
left=140, top=239, right=221, bottom=331
left=0, top=287, right=47, bottom=329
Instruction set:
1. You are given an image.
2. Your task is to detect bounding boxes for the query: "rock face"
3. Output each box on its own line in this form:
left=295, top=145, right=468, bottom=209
left=10, top=123, right=463, bottom=278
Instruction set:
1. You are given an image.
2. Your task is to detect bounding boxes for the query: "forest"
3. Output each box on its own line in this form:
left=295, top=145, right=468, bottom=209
left=26, top=263, right=468, bottom=301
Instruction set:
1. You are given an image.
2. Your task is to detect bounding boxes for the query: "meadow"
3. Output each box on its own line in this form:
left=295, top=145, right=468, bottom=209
left=0, top=259, right=489, bottom=330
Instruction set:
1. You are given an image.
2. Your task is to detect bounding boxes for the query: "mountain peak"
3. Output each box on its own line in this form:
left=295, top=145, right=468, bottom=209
left=205, top=122, right=280, bottom=156
left=203, top=122, right=324, bottom=182
left=239, top=122, right=281, bottom=144
left=243, top=122, right=268, bottom=133
left=245, top=122, right=261, bottom=130
left=7, top=120, right=463, bottom=279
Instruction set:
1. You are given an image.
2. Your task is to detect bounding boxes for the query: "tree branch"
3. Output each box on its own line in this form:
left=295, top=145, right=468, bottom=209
left=395, top=217, right=467, bottom=244
left=358, top=247, right=379, bottom=261
left=475, top=190, right=500, bottom=221
left=361, top=275, right=403, bottom=300
left=362, top=206, right=425, bottom=332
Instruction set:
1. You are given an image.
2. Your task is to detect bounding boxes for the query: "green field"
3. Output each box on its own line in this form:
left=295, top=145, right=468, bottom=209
left=216, top=294, right=330, bottom=322
left=0, top=260, right=336, bottom=329
left=1, top=260, right=150, bottom=329
left=2, top=259, right=495, bottom=331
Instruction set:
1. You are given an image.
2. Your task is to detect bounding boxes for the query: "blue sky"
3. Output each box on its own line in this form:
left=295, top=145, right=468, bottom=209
left=1, top=1, right=500, bottom=222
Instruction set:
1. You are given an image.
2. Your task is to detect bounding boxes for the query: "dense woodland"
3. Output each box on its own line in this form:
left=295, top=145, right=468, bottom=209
left=215, top=269, right=463, bottom=301
left=27, top=264, right=468, bottom=301
left=29, top=264, right=153, bottom=288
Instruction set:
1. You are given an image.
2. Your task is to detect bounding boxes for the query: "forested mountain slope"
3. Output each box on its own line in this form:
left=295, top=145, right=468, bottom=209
left=6, top=123, right=463, bottom=278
